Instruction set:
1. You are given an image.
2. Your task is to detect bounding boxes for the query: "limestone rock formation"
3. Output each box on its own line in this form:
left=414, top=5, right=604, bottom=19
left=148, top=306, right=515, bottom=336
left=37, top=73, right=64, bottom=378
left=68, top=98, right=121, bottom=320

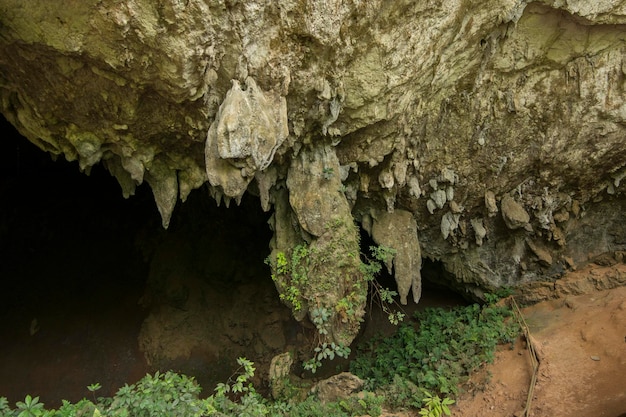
left=271, top=143, right=365, bottom=345
left=500, top=195, right=531, bottom=231
left=312, top=372, right=364, bottom=404
left=205, top=76, right=288, bottom=203
left=369, top=209, right=422, bottom=305
left=3, top=0, right=626, bottom=344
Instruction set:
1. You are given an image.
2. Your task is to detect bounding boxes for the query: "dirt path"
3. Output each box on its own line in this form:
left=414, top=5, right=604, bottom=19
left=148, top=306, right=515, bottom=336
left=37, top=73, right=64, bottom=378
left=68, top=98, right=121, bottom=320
left=454, top=279, right=626, bottom=417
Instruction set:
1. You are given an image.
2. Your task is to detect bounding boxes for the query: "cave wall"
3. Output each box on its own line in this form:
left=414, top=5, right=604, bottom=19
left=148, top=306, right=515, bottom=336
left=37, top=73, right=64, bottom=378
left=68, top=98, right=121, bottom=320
left=2, top=0, right=626, bottom=344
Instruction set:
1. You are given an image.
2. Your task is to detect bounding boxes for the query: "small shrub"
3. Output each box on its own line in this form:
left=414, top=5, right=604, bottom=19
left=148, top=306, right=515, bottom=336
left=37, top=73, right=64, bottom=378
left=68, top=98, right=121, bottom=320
left=376, top=375, right=423, bottom=410
left=270, top=392, right=383, bottom=417
left=0, top=397, right=11, bottom=417
left=214, top=357, right=256, bottom=397
left=339, top=391, right=384, bottom=417
left=15, top=395, right=44, bottom=417
left=107, top=371, right=205, bottom=417
left=303, top=342, right=351, bottom=374
left=350, top=297, right=520, bottom=409
left=55, top=398, right=97, bottom=417
left=419, top=389, right=454, bottom=417
left=361, top=246, right=406, bottom=326
left=267, top=245, right=310, bottom=313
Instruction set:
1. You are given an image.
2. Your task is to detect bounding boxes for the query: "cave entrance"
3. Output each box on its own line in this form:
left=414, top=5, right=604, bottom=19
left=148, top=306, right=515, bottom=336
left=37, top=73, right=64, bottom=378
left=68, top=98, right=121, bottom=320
left=0, top=115, right=296, bottom=407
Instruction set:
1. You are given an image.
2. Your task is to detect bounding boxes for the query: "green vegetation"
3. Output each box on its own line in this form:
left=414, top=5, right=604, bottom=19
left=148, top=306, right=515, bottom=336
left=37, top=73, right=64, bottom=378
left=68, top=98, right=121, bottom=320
left=86, top=384, right=101, bottom=403
left=269, top=245, right=310, bottom=313
left=0, top=357, right=384, bottom=417
left=303, top=341, right=352, bottom=374
left=268, top=244, right=355, bottom=373
left=350, top=297, right=520, bottom=410
left=0, top=294, right=520, bottom=416
left=304, top=306, right=352, bottom=374
left=322, top=167, right=335, bottom=180
left=268, top=243, right=407, bottom=374
left=360, top=245, right=406, bottom=326
left=419, top=390, right=454, bottom=417
left=15, top=395, right=44, bottom=417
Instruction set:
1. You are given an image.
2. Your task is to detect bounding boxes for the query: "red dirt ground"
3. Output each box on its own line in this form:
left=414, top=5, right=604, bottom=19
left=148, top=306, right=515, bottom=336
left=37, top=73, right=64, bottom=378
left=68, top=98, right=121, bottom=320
left=454, top=285, right=625, bottom=417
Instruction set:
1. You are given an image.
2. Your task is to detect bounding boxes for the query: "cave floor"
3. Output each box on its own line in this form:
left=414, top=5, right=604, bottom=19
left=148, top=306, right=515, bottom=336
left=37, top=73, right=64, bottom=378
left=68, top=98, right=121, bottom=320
left=1, top=234, right=623, bottom=416
left=0, top=238, right=150, bottom=405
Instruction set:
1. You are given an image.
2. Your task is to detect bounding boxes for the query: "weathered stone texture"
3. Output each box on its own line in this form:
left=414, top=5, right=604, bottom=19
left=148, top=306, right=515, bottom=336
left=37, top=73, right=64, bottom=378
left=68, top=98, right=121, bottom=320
left=312, top=372, right=364, bottom=403
left=370, top=209, right=422, bottom=305
left=206, top=76, right=288, bottom=203
left=3, top=0, right=626, bottom=342
left=501, top=195, right=531, bottom=230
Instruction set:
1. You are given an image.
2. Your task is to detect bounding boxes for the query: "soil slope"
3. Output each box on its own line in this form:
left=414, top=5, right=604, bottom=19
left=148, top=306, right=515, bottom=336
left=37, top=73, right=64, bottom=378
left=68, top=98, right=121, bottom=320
left=454, top=276, right=626, bottom=417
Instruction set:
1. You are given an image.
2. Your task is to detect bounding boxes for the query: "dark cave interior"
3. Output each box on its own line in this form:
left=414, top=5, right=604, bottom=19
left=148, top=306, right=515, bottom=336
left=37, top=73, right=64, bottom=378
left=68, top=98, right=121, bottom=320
left=0, top=114, right=280, bottom=406
left=0, top=114, right=467, bottom=407
left=1, top=114, right=153, bottom=404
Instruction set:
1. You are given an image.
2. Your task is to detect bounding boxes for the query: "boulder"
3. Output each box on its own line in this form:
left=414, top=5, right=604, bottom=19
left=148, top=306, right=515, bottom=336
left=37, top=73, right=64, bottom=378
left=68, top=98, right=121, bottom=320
left=312, top=372, right=364, bottom=403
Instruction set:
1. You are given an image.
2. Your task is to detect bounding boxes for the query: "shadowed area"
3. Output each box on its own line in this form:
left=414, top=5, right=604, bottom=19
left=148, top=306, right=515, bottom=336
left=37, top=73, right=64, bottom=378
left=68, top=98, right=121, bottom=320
left=0, top=114, right=470, bottom=408
left=0, top=114, right=156, bottom=404
left=0, top=115, right=287, bottom=406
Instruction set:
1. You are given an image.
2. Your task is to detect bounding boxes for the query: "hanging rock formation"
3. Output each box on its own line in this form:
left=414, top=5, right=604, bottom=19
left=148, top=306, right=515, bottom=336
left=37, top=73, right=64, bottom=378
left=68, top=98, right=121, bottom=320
left=368, top=209, right=422, bottom=306
left=270, top=144, right=365, bottom=345
left=205, top=76, right=288, bottom=204
left=3, top=0, right=626, bottom=344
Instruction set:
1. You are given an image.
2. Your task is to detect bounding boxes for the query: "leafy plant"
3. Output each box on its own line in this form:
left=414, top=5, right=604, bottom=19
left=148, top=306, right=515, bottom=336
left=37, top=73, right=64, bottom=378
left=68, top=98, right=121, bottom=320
left=338, top=391, right=384, bottom=417
left=310, top=306, right=332, bottom=335
left=304, top=305, right=351, bottom=374
left=271, top=392, right=383, bottom=417
left=87, top=383, right=101, bottom=403
left=215, top=357, right=256, bottom=397
left=376, top=375, right=423, bottom=410
left=107, top=370, right=205, bottom=417
left=322, top=167, right=335, bottom=180
left=0, top=356, right=386, bottom=417
left=303, top=342, right=351, bottom=374
left=54, top=398, right=96, bottom=417
left=419, top=390, right=454, bottom=417
left=267, top=245, right=310, bottom=313
left=208, top=357, right=274, bottom=416
left=15, top=395, right=45, bottom=417
left=350, top=296, right=520, bottom=409
left=0, top=397, right=11, bottom=417
left=361, top=245, right=406, bottom=326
